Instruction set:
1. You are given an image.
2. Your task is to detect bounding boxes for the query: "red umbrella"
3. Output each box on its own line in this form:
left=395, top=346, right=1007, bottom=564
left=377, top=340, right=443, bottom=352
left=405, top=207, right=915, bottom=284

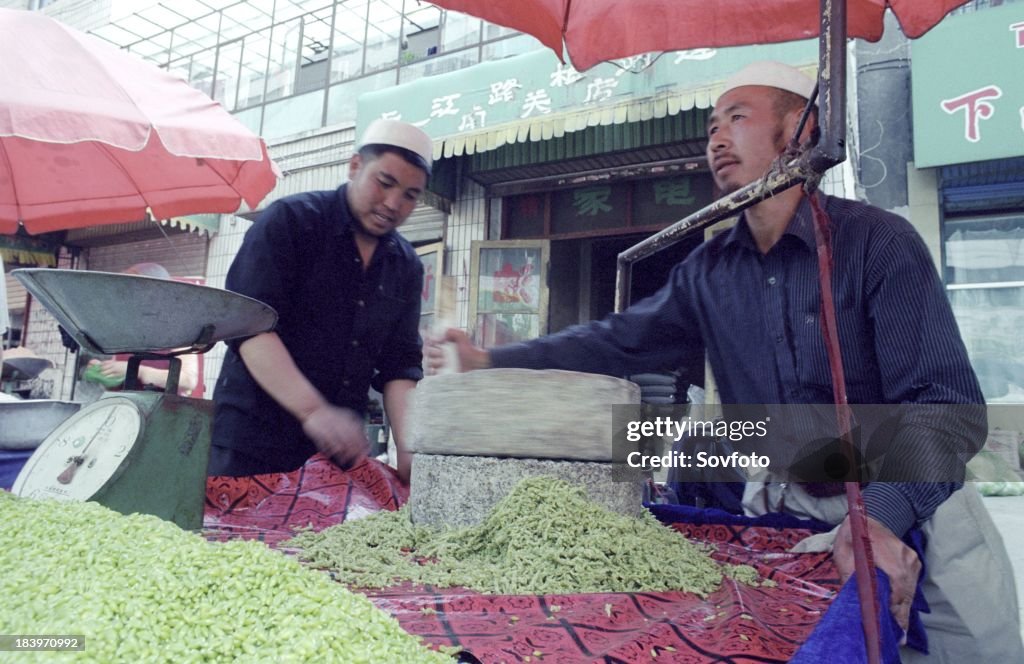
left=0, top=8, right=279, bottom=236
left=430, top=0, right=970, bottom=71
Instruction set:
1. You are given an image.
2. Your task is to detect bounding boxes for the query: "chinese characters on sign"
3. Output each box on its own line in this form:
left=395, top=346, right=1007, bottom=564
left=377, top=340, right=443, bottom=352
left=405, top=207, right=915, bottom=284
left=913, top=5, right=1024, bottom=166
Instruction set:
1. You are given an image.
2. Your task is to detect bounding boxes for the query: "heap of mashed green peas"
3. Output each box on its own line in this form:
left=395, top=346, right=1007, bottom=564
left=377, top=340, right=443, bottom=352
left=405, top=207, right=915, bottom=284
left=287, top=476, right=768, bottom=595
left=0, top=492, right=451, bottom=663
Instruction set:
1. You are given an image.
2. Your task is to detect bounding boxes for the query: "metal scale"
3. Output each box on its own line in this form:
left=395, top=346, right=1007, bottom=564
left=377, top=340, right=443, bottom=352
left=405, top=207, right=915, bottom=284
left=10, top=269, right=277, bottom=530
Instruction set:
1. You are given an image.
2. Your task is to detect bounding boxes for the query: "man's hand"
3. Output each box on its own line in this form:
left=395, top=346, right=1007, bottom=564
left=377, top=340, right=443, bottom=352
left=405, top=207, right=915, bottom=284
left=90, top=358, right=129, bottom=380
left=300, top=404, right=370, bottom=470
left=833, top=514, right=922, bottom=634
left=424, top=328, right=490, bottom=374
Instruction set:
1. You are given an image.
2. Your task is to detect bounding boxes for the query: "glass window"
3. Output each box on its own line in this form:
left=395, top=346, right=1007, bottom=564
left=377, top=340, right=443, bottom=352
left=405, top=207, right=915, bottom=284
left=469, top=241, right=550, bottom=346
left=400, top=3, right=440, bottom=65
left=265, top=19, right=302, bottom=101
left=441, top=11, right=480, bottom=52
left=504, top=194, right=546, bottom=239
left=482, top=20, right=517, bottom=41
left=188, top=51, right=217, bottom=100
left=221, top=1, right=274, bottom=42
left=481, top=33, right=544, bottom=61
left=262, top=89, right=325, bottom=139
left=398, top=48, right=478, bottom=84
left=330, top=0, right=367, bottom=82
left=167, top=56, right=192, bottom=85
left=237, top=28, right=271, bottom=108
left=232, top=106, right=263, bottom=135
left=295, top=8, right=333, bottom=94
left=944, top=213, right=1024, bottom=403
left=215, top=40, right=243, bottom=110
left=325, top=70, right=397, bottom=126
left=364, top=0, right=402, bottom=73
left=945, top=214, right=1024, bottom=284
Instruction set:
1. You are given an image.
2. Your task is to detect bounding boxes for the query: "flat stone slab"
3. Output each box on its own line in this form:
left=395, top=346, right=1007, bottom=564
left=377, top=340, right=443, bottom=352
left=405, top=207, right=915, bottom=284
left=409, top=369, right=640, bottom=462
left=410, top=453, right=644, bottom=528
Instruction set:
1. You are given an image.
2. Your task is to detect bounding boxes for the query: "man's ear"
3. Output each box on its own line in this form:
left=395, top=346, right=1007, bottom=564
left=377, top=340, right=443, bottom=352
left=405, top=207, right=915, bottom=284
left=787, top=106, right=818, bottom=146
left=348, top=153, right=363, bottom=179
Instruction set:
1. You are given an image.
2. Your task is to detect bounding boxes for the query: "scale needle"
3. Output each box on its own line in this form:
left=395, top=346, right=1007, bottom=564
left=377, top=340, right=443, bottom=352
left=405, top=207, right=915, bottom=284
left=57, top=456, right=85, bottom=484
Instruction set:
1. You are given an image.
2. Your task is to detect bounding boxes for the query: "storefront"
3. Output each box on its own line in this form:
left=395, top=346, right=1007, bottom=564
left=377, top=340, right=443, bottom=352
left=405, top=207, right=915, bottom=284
left=912, top=2, right=1024, bottom=403
left=357, top=39, right=819, bottom=359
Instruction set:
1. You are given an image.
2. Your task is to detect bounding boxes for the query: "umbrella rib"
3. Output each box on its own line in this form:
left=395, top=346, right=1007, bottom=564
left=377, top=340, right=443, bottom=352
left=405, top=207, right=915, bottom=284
left=0, top=138, right=22, bottom=227
left=92, top=140, right=242, bottom=220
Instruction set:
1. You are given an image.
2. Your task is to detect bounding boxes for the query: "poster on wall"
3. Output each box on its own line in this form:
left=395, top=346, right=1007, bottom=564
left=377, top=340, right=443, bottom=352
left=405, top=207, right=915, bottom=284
left=469, top=240, right=550, bottom=348
left=415, top=242, right=443, bottom=340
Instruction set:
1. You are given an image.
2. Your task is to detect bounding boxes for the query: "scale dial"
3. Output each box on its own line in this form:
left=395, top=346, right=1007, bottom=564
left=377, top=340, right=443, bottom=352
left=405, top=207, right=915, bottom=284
left=13, top=397, right=143, bottom=502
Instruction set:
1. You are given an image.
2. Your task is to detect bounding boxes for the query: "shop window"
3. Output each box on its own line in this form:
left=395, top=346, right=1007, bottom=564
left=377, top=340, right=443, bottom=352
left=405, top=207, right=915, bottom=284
left=944, top=213, right=1024, bottom=402
left=468, top=240, right=550, bottom=346
left=504, top=194, right=546, bottom=238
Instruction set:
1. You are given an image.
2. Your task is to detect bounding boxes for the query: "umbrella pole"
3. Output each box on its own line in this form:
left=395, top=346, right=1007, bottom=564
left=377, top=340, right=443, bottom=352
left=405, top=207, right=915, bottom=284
left=816, top=2, right=883, bottom=663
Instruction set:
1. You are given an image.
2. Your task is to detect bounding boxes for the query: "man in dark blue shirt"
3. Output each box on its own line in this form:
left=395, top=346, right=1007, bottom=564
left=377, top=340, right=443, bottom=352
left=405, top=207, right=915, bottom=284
left=210, top=119, right=432, bottom=483
left=435, top=62, right=1021, bottom=660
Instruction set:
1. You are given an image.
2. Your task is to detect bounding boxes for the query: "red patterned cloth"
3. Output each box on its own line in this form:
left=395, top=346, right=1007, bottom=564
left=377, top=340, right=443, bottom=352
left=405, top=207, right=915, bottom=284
left=204, top=456, right=838, bottom=662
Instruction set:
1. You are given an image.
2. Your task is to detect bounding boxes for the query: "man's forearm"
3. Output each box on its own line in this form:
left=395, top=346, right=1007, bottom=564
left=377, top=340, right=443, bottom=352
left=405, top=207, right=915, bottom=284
left=238, top=332, right=326, bottom=422
left=383, top=379, right=417, bottom=481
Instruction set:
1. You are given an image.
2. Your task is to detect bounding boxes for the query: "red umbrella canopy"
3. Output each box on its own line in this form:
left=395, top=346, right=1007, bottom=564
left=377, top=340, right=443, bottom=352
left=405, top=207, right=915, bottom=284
left=0, top=8, right=279, bottom=235
left=429, top=0, right=972, bottom=71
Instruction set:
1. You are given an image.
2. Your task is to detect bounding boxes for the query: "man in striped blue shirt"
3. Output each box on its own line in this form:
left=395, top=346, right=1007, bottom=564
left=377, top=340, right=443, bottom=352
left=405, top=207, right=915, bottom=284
left=434, top=61, right=1021, bottom=660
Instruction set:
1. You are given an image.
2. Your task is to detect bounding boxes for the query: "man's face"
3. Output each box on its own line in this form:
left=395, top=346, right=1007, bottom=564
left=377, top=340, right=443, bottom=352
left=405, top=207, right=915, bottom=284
left=705, top=85, right=801, bottom=195
left=346, top=150, right=427, bottom=237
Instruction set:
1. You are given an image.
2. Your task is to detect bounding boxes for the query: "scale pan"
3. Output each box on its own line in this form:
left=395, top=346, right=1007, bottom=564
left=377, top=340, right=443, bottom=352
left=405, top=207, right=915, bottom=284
left=13, top=269, right=278, bottom=355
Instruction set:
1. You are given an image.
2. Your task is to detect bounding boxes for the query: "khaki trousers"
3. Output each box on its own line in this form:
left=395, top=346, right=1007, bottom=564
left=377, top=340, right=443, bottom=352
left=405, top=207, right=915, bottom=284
left=742, top=481, right=1023, bottom=662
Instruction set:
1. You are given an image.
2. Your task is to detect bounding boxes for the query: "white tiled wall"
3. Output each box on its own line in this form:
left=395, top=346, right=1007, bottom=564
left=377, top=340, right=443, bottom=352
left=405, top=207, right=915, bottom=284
left=445, top=179, right=487, bottom=331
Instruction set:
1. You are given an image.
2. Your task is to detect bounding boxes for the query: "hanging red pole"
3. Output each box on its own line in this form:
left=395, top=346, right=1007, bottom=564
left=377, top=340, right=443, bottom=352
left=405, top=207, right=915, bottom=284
left=809, top=191, right=882, bottom=664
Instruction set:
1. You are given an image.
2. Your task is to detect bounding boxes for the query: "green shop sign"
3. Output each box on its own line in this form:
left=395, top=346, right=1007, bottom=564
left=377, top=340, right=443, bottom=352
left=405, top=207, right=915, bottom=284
left=357, top=40, right=817, bottom=144
left=912, top=3, right=1024, bottom=167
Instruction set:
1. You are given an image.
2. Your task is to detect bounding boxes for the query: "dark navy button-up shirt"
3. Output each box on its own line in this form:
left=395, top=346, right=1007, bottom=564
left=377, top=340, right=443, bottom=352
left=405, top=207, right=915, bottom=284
left=213, top=184, right=424, bottom=471
left=492, top=193, right=986, bottom=537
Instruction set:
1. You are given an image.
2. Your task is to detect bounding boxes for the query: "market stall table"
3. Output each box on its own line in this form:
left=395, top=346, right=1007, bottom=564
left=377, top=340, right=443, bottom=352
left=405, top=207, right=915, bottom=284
left=204, top=455, right=847, bottom=663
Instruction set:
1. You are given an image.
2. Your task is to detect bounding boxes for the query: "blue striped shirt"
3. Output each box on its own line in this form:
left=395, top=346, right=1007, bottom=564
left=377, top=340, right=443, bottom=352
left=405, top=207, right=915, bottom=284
left=491, top=193, right=986, bottom=536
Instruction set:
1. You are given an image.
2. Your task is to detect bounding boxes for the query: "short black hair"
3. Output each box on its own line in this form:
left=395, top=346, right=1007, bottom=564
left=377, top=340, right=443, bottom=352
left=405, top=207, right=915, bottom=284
left=358, top=143, right=431, bottom=176
left=772, top=89, right=820, bottom=146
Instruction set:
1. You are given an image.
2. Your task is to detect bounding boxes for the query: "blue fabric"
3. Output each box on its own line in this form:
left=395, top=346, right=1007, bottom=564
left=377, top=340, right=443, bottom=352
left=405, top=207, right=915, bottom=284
left=210, top=184, right=424, bottom=475
left=791, top=569, right=905, bottom=664
left=647, top=501, right=835, bottom=533
left=0, top=448, right=33, bottom=490
left=491, top=193, right=986, bottom=538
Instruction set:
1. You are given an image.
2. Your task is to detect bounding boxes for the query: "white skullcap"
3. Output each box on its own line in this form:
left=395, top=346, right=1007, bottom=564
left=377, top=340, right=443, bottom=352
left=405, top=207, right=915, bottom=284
left=358, top=119, right=433, bottom=173
left=720, top=61, right=816, bottom=103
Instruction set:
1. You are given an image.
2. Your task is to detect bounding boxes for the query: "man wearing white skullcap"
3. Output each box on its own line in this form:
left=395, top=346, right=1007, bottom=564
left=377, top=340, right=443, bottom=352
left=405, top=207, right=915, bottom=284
left=432, top=61, right=1021, bottom=661
left=211, top=119, right=434, bottom=484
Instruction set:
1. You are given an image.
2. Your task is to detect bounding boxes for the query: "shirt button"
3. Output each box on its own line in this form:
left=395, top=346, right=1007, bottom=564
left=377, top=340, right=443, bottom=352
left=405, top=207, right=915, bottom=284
left=767, top=276, right=777, bottom=285
left=351, top=340, right=360, bottom=347
left=356, top=299, right=365, bottom=307
left=775, top=335, right=784, bottom=343
left=342, top=379, right=350, bottom=387
left=354, top=257, right=361, bottom=263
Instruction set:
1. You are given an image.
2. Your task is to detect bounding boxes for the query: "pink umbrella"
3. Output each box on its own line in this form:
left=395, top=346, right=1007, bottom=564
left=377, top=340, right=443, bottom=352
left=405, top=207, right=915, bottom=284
left=0, top=8, right=279, bottom=235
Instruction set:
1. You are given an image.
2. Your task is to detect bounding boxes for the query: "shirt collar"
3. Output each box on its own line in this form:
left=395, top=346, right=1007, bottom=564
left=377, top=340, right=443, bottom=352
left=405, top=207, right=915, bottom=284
left=721, top=192, right=819, bottom=253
